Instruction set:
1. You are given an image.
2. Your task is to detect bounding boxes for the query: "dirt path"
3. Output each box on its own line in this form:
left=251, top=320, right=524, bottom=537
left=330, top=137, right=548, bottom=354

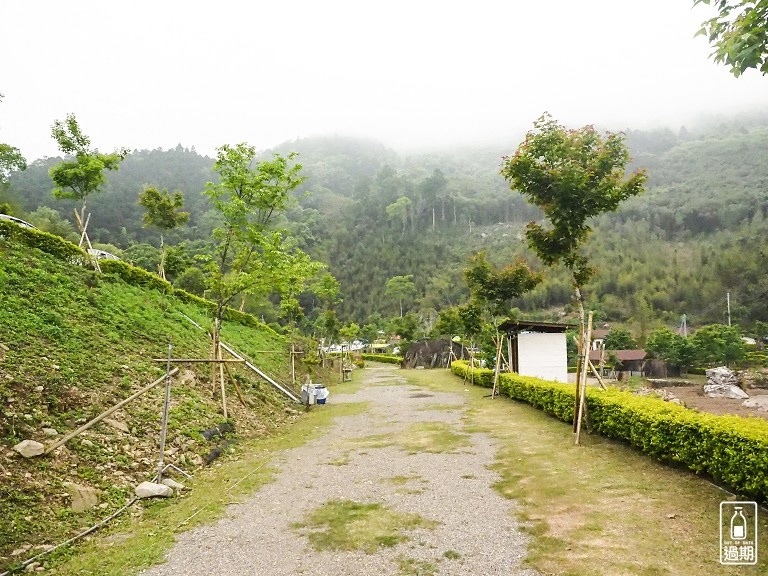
left=141, top=364, right=539, bottom=576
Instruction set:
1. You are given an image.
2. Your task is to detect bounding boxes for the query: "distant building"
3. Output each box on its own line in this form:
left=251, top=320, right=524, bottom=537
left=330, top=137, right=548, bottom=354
left=590, top=328, right=610, bottom=350
left=589, top=349, right=648, bottom=377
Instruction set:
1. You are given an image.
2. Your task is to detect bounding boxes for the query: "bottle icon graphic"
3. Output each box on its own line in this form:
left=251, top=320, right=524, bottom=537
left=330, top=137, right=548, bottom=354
left=731, top=507, right=747, bottom=540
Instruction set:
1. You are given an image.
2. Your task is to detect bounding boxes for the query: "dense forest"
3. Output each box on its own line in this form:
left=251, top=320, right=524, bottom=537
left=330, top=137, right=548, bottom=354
left=2, top=112, right=768, bottom=342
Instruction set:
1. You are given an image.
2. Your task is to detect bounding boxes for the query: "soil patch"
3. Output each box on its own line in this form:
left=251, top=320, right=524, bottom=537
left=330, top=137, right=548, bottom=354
left=662, top=386, right=768, bottom=420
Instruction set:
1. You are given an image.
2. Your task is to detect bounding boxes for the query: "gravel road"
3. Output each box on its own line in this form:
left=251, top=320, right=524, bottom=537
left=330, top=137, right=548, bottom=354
left=141, top=364, right=539, bottom=576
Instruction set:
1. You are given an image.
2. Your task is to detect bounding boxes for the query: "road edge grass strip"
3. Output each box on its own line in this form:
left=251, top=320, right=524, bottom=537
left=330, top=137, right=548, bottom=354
left=39, top=400, right=369, bottom=576
left=450, top=360, right=768, bottom=502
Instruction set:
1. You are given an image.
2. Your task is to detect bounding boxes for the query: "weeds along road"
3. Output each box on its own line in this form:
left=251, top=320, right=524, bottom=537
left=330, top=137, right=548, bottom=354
left=140, top=363, right=540, bottom=576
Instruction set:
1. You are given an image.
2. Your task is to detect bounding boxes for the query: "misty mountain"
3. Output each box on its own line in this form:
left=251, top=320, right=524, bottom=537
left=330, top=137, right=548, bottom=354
left=3, top=117, right=767, bottom=332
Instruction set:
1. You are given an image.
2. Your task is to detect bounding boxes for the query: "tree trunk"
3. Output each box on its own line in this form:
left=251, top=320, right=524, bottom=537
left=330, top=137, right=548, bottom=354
left=159, top=234, right=166, bottom=281
left=573, top=284, right=586, bottom=432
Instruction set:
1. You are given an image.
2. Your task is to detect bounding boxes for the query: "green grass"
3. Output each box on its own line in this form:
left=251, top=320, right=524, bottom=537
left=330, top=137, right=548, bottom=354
left=442, top=549, right=461, bottom=560
left=397, top=422, right=470, bottom=454
left=351, top=422, right=469, bottom=455
left=402, top=368, right=768, bottom=576
left=397, top=556, right=438, bottom=575
left=292, top=499, right=438, bottom=554
left=385, top=475, right=429, bottom=495
left=417, top=402, right=460, bottom=412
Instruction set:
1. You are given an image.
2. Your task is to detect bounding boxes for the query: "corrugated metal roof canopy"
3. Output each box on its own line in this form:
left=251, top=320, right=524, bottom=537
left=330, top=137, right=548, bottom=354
left=498, top=320, right=572, bottom=334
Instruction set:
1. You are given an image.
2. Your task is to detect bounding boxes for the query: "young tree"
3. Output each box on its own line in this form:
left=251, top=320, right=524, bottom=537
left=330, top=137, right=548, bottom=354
left=203, top=143, right=305, bottom=343
left=386, top=274, right=417, bottom=317
left=646, top=326, right=697, bottom=375
left=0, top=94, right=26, bottom=185
left=273, top=247, right=325, bottom=329
left=49, top=113, right=128, bottom=238
left=389, top=312, right=419, bottom=344
left=690, top=324, right=746, bottom=366
left=419, top=168, right=447, bottom=231
left=464, top=251, right=541, bottom=341
left=500, top=114, right=647, bottom=326
left=310, top=271, right=342, bottom=353
left=434, top=306, right=464, bottom=339
left=0, top=144, right=25, bottom=185
left=603, top=327, right=637, bottom=350
left=360, top=323, right=380, bottom=346
left=464, top=251, right=541, bottom=393
left=385, top=196, right=412, bottom=238
left=26, top=206, right=78, bottom=241
left=694, top=0, right=768, bottom=76
left=138, top=185, right=190, bottom=280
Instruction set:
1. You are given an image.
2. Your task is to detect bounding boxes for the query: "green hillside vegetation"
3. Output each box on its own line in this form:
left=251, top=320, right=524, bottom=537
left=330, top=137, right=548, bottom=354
left=0, top=233, right=317, bottom=571
left=3, top=113, right=768, bottom=340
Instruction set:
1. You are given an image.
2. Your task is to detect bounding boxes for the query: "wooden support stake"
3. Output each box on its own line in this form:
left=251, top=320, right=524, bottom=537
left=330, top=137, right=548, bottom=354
left=218, top=342, right=228, bottom=419
left=157, top=344, right=173, bottom=483
left=45, top=368, right=179, bottom=454
left=575, top=312, right=594, bottom=445
left=151, top=358, right=244, bottom=363
left=223, top=359, right=249, bottom=407
left=74, top=209, right=100, bottom=272
left=573, top=321, right=585, bottom=433
left=491, top=334, right=504, bottom=399
left=211, top=329, right=218, bottom=397
left=587, top=360, right=607, bottom=390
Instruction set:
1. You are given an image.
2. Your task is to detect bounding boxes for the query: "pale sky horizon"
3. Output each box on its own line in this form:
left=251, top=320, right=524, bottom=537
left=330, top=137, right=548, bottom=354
left=1, top=1, right=767, bottom=162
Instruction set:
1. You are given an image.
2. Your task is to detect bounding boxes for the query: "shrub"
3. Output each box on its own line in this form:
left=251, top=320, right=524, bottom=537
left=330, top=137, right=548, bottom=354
left=100, top=259, right=172, bottom=293
left=362, top=353, right=402, bottom=365
left=0, top=221, right=85, bottom=262
left=450, top=360, right=768, bottom=502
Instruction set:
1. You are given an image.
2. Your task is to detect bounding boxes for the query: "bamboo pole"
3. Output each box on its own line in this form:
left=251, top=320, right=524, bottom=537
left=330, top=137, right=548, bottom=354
left=211, top=326, right=218, bottom=397
left=573, top=321, right=585, bottom=433
left=44, top=368, right=179, bottom=454
left=74, top=209, right=100, bottom=272
left=223, top=360, right=249, bottom=407
left=587, top=360, right=607, bottom=390
left=157, top=344, right=173, bottom=483
left=575, top=312, right=594, bottom=445
left=491, top=333, right=504, bottom=399
left=218, top=341, right=228, bottom=419
left=152, top=358, right=244, bottom=363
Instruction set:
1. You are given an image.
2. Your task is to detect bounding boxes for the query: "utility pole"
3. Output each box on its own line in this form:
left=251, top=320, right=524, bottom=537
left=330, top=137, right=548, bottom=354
left=727, top=292, right=731, bottom=326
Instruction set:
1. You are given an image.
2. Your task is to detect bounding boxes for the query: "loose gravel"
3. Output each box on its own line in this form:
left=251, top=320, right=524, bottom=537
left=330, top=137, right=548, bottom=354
left=141, top=365, right=540, bottom=576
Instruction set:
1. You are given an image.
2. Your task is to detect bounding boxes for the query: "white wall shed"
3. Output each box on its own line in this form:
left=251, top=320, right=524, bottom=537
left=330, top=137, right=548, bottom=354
left=499, top=320, right=570, bottom=383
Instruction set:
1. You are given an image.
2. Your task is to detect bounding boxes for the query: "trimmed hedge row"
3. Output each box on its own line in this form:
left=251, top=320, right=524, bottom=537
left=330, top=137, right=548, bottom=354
left=0, top=221, right=85, bottom=262
left=450, top=360, right=768, bottom=501
left=362, top=353, right=403, bottom=365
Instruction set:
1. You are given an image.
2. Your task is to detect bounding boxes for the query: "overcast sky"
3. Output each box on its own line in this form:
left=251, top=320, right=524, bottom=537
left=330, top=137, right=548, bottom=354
left=1, top=1, right=766, bottom=162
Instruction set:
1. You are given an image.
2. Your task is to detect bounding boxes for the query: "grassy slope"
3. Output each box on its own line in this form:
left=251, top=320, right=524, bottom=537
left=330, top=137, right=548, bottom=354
left=0, top=239, right=303, bottom=571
